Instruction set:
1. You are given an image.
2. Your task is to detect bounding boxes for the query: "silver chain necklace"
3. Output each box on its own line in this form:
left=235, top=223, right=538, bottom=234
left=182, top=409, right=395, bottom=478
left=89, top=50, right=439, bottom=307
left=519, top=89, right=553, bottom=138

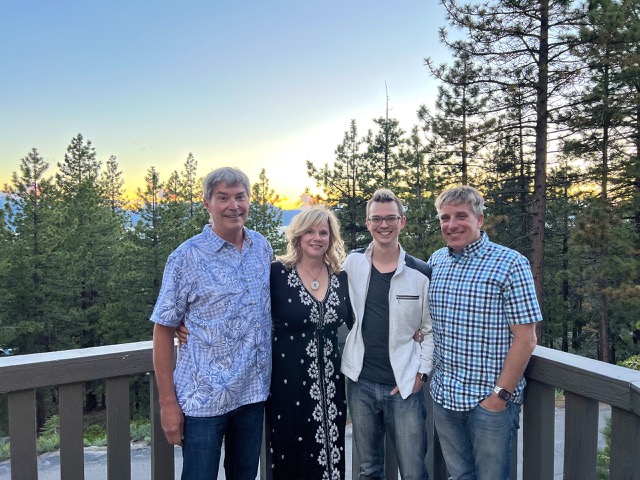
left=297, top=262, right=324, bottom=290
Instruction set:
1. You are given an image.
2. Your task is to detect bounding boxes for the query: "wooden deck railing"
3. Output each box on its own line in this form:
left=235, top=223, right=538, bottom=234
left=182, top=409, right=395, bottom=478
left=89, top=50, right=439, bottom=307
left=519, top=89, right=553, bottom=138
left=1, top=343, right=639, bottom=479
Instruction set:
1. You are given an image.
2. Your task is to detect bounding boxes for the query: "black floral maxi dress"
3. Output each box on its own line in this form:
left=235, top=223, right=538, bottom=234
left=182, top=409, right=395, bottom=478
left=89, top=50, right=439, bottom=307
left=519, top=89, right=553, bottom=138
left=266, top=261, right=352, bottom=480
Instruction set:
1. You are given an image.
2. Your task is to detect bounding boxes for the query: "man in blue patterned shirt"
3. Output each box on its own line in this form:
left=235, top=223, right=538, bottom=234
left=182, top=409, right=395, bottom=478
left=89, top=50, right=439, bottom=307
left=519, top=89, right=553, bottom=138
left=152, top=167, right=272, bottom=480
left=427, top=186, right=542, bottom=480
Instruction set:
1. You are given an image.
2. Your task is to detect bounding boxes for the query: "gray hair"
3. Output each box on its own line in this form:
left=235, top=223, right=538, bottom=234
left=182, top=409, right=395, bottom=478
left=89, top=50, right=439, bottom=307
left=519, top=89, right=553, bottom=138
left=202, top=167, right=251, bottom=202
left=435, top=185, right=484, bottom=217
left=366, top=189, right=404, bottom=217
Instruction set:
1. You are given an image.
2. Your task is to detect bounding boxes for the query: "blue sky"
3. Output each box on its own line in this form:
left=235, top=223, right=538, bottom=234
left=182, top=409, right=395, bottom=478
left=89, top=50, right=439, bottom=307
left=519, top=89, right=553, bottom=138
left=0, top=1, right=450, bottom=206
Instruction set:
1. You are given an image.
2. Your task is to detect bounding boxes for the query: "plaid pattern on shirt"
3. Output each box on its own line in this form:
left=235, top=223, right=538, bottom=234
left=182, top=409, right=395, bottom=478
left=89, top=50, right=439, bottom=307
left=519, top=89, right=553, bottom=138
left=151, top=225, right=273, bottom=417
left=427, top=232, right=542, bottom=411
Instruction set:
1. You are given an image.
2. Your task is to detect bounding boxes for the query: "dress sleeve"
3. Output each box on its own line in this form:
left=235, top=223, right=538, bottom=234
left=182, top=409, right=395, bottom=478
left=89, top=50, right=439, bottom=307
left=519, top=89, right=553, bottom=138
left=343, top=271, right=354, bottom=330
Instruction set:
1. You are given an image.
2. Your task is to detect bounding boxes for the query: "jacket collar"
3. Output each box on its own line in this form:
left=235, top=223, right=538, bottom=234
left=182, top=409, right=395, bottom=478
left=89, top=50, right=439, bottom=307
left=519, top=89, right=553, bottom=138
left=364, top=241, right=406, bottom=273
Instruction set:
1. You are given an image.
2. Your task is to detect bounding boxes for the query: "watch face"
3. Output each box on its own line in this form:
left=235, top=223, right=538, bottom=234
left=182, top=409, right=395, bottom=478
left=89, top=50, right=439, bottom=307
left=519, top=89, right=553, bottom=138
left=497, top=388, right=512, bottom=401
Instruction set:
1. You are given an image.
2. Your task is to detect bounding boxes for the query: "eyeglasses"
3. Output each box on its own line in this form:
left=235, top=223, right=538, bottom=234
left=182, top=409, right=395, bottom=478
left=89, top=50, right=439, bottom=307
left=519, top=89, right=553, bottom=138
left=367, top=215, right=402, bottom=226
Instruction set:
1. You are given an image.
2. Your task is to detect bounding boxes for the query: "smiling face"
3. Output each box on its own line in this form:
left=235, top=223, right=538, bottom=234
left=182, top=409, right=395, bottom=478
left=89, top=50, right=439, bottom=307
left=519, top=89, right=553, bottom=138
left=298, top=220, right=330, bottom=261
left=366, top=200, right=405, bottom=248
left=204, top=182, right=249, bottom=243
left=437, top=202, right=483, bottom=253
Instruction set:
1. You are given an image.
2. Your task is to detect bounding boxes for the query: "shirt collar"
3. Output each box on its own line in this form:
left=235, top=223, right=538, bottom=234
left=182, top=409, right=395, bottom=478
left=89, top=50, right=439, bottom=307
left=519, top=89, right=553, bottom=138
left=203, top=225, right=251, bottom=250
left=447, top=230, right=488, bottom=258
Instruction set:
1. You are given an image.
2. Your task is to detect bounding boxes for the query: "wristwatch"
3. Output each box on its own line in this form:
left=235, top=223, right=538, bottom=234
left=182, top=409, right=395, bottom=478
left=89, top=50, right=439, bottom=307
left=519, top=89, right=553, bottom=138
left=493, top=386, right=512, bottom=402
left=419, top=373, right=428, bottom=383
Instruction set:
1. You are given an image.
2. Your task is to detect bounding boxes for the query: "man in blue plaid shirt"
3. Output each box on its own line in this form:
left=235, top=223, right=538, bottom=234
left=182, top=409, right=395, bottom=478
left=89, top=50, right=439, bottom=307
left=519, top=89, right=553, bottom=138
left=427, top=186, right=542, bottom=480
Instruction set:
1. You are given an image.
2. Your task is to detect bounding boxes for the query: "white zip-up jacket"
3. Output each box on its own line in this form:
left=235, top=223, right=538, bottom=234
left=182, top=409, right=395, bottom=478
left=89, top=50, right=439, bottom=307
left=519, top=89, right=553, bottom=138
left=341, top=243, right=434, bottom=399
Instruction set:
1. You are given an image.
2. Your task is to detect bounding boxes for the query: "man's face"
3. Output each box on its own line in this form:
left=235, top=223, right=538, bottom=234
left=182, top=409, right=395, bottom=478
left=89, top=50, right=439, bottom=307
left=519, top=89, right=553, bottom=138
left=366, top=201, right=405, bottom=247
left=437, top=202, right=483, bottom=253
left=204, top=182, right=249, bottom=239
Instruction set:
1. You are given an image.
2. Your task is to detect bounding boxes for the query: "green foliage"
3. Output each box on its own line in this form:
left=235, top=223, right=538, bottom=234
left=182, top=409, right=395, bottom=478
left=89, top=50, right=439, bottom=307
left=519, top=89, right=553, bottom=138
left=36, top=433, right=60, bottom=454
left=40, top=415, right=59, bottom=436
left=130, top=419, right=151, bottom=443
left=619, top=355, right=640, bottom=371
left=597, top=417, right=612, bottom=479
left=307, top=119, right=373, bottom=251
left=0, top=441, right=9, bottom=462
left=83, top=424, right=107, bottom=445
left=246, top=168, right=285, bottom=255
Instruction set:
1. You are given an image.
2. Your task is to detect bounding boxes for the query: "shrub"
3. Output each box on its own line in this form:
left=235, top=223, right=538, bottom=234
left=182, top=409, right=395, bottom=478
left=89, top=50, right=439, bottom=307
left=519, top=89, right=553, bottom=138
left=130, top=419, right=151, bottom=444
left=83, top=424, right=107, bottom=446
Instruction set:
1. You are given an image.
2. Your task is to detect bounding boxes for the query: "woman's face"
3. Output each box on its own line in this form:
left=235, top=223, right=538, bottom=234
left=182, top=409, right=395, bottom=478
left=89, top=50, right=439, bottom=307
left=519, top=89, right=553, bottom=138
left=297, top=220, right=330, bottom=261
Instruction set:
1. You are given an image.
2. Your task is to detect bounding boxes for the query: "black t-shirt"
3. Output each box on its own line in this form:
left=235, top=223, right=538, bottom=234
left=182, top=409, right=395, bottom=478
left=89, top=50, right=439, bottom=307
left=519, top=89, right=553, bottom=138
left=359, top=264, right=396, bottom=386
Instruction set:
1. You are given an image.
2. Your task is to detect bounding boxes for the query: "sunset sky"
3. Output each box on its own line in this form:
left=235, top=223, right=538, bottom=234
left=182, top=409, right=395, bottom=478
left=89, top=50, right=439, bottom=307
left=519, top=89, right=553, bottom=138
left=0, top=1, right=450, bottom=208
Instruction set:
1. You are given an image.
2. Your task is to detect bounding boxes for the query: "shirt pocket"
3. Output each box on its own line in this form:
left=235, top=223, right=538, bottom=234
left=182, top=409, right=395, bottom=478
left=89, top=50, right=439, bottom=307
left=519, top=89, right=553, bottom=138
left=396, top=295, right=420, bottom=300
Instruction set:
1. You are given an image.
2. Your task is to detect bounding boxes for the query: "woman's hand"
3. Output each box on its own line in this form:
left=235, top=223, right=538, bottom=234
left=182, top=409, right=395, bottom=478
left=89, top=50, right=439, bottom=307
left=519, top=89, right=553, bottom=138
left=413, top=329, right=424, bottom=343
left=175, top=323, right=189, bottom=347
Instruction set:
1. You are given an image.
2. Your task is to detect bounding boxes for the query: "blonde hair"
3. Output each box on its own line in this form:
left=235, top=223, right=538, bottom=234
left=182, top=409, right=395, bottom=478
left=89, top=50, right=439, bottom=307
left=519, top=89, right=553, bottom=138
left=277, top=205, right=346, bottom=274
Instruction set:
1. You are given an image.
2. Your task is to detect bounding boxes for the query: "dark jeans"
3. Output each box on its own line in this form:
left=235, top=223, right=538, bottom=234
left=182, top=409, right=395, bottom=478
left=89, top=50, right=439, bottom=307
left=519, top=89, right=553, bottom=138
left=347, top=378, right=428, bottom=480
left=181, top=401, right=264, bottom=480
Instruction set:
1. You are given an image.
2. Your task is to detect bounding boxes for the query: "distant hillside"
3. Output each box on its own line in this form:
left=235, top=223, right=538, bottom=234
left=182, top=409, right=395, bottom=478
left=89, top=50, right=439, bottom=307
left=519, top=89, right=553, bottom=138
left=281, top=209, right=301, bottom=227
left=0, top=196, right=299, bottom=230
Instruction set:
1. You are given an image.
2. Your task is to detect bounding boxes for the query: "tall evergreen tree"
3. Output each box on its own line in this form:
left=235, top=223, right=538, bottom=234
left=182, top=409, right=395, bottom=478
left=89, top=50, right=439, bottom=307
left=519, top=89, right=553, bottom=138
left=180, top=153, right=201, bottom=219
left=424, top=51, right=493, bottom=185
left=307, top=120, right=376, bottom=250
left=99, top=155, right=125, bottom=214
left=56, top=133, right=100, bottom=196
left=246, top=168, right=286, bottom=255
left=559, top=0, right=640, bottom=361
left=396, top=125, right=442, bottom=260
left=435, top=0, right=585, bottom=337
left=3, top=148, right=54, bottom=353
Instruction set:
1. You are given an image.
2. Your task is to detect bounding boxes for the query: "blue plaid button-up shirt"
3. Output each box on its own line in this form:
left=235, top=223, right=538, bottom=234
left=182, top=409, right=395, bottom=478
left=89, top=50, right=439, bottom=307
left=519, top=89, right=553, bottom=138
left=151, top=225, right=272, bottom=417
left=427, top=232, right=542, bottom=411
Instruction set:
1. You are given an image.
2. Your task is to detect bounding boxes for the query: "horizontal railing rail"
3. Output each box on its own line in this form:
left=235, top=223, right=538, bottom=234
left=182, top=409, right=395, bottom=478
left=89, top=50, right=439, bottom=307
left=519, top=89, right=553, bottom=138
left=1, top=343, right=639, bottom=479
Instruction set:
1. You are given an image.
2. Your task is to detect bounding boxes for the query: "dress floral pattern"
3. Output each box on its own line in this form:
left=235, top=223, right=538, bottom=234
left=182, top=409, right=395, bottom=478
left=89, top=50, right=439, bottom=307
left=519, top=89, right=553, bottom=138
left=266, top=261, right=352, bottom=480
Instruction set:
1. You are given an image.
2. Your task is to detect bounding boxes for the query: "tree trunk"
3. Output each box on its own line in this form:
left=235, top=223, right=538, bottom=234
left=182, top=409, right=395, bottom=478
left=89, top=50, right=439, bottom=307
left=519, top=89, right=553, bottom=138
left=531, top=0, right=550, bottom=345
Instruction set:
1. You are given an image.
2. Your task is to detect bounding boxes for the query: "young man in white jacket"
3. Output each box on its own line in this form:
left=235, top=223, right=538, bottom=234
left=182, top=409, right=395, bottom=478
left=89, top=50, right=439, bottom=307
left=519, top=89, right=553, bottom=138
left=341, top=189, right=434, bottom=480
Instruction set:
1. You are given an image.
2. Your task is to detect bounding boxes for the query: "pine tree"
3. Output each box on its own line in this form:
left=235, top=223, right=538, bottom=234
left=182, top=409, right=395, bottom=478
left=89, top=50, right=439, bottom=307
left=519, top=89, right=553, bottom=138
left=56, top=133, right=100, bottom=196
left=3, top=148, right=55, bottom=353
left=180, top=153, right=201, bottom=219
left=424, top=51, right=493, bottom=185
left=436, top=0, right=585, bottom=334
left=246, top=168, right=285, bottom=255
left=307, top=120, right=376, bottom=250
left=395, top=125, right=442, bottom=260
left=99, top=155, right=125, bottom=214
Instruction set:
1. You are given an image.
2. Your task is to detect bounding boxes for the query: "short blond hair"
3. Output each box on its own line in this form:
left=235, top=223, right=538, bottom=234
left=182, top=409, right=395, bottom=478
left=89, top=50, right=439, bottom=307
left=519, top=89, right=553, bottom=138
left=277, top=205, right=346, bottom=274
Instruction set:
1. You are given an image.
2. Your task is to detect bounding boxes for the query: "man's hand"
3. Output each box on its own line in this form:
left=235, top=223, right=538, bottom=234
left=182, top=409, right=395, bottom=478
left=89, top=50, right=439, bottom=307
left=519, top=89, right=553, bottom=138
left=390, top=373, right=425, bottom=396
left=160, top=401, right=185, bottom=446
left=479, top=394, right=508, bottom=412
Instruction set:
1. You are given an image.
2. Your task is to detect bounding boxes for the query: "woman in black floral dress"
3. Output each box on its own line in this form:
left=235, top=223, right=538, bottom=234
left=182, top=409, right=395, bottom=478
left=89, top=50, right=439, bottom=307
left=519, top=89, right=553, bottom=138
left=266, top=205, right=352, bottom=480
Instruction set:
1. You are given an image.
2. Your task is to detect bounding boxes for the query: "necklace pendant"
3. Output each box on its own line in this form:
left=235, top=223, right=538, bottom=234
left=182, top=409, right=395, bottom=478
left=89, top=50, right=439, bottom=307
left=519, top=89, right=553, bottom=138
left=310, top=280, right=320, bottom=290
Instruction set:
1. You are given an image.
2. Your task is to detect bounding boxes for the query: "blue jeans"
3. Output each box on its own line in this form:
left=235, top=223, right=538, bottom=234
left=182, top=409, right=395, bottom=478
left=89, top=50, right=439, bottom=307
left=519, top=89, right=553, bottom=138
left=181, top=401, right=264, bottom=480
left=432, top=400, right=520, bottom=480
left=347, top=378, right=428, bottom=480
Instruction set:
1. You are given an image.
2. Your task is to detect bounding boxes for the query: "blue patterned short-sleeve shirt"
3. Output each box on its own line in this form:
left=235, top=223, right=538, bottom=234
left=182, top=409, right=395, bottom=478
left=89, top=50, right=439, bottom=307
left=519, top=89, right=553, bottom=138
left=151, top=225, right=273, bottom=417
left=427, top=231, right=542, bottom=411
